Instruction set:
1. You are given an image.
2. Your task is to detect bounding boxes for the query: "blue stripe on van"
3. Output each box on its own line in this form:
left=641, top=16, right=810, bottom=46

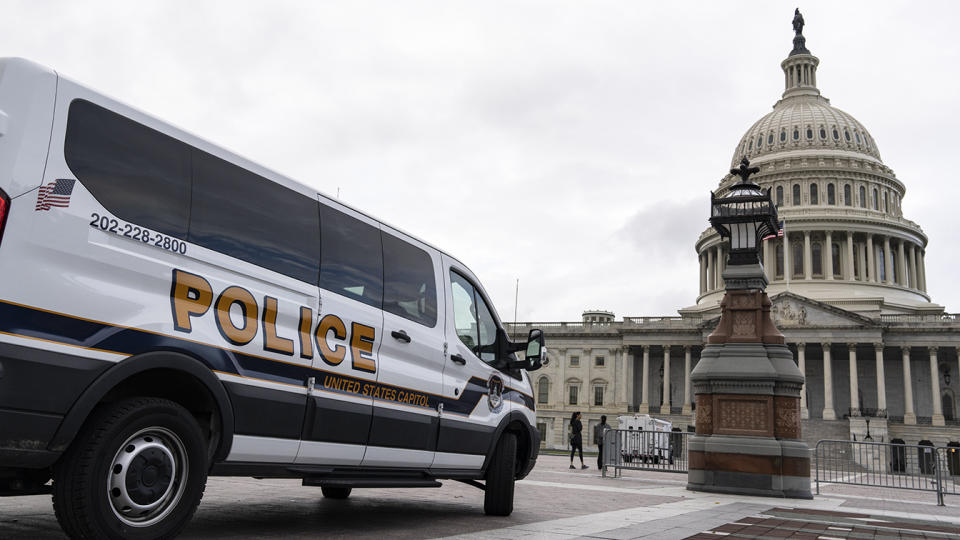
left=0, top=300, right=535, bottom=412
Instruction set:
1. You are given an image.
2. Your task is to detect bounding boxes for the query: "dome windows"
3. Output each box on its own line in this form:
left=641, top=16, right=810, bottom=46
left=776, top=185, right=784, bottom=207
left=810, top=183, right=819, bottom=205
left=873, top=188, right=879, bottom=210
left=806, top=127, right=813, bottom=139
left=819, top=127, right=827, bottom=139
left=757, top=135, right=763, bottom=148
left=859, top=186, right=866, bottom=208
left=792, top=184, right=801, bottom=206
left=768, top=133, right=774, bottom=145
left=780, top=130, right=786, bottom=142
left=844, top=129, right=851, bottom=142
left=793, top=129, right=799, bottom=141
left=855, top=132, right=861, bottom=144
left=832, top=128, right=840, bottom=140
left=749, top=139, right=753, bottom=150
left=827, top=183, right=836, bottom=205
left=844, top=184, right=852, bottom=206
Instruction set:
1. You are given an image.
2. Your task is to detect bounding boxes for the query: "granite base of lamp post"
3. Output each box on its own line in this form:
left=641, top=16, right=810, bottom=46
left=686, top=264, right=812, bottom=499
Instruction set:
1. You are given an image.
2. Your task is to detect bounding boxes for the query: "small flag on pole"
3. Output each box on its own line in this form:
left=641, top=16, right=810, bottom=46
left=35, top=178, right=76, bottom=211
left=762, top=220, right=784, bottom=241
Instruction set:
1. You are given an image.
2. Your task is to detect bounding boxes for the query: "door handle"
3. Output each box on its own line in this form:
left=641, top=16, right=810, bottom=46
left=391, top=330, right=411, bottom=343
left=450, top=353, right=466, bottom=365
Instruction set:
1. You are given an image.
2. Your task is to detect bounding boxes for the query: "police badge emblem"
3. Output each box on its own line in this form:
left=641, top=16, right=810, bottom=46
left=487, top=374, right=504, bottom=412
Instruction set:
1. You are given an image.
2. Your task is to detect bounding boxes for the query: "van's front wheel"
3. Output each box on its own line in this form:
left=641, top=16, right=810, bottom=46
left=53, top=397, right=208, bottom=540
left=483, top=432, right=517, bottom=516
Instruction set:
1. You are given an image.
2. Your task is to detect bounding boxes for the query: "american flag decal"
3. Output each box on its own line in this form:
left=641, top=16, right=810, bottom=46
left=35, top=178, right=76, bottom=211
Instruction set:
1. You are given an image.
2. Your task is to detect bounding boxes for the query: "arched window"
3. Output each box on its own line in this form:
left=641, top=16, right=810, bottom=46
left=793, top=129, right=799, bottom=141
left=812, top=242, right=823, bottom=276
left=859, top=186, right=866, bottom=207
left=819, top=127, right=827, bottom=139
left=775, top=243, right=784, bottom=278
left=832, top=243, right=842, bottom=277
left=776, top=185, right=783, bottom=207
left=749, top=139, right=753, bottom=150
left=810, top=183, right=819, bottom=205
left=793, top=184, right=801, bottom=206
left=855, top=132, right=861, bottom=143
left=793, top=242, right=803, bottom=277
left=768, top=133, right=774, bottom=145
left=538, top=377, right=549, bottom=404
left=780, top=130, right=786, bottom=142
left=844, top=184, right=852, bottom=206
left=827, top=183, right=836, bottom=205
left=883, top=192, right=888, bottom=213
left=873, top=188, right=879, bottom=210
left=844, top=129, right=851, bottom=141
left=833, top=128, right=840, bottom=140
left=806, top=128, right=813, bottom=139
left=758, top=135, right=763, bottom=148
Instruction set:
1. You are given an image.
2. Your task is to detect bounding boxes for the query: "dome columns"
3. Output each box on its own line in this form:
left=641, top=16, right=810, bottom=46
left=780, top=54, right=821, bottom=99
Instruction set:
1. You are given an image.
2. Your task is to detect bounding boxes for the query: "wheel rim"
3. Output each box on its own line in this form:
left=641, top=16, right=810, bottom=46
left=106, top=427, right=189, bottom=527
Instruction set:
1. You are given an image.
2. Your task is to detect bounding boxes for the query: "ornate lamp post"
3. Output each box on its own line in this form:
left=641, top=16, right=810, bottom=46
left=687, top=157, right=812, bottom=499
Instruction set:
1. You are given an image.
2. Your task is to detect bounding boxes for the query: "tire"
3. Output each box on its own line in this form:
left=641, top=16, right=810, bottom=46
left=321, top=487, right=352, bottom=499
left=53, top=397, right=208, bottom=540
left=484, top=432, right=517, bottom=516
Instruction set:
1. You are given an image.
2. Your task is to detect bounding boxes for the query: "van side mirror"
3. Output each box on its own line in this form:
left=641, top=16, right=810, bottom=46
left=521, top=328, right=547, bottom=371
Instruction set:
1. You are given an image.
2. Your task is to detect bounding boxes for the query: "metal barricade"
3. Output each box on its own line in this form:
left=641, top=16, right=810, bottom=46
left=815, top=439, right=960, bottom=506
left=601, top=428, right=690, bottom=477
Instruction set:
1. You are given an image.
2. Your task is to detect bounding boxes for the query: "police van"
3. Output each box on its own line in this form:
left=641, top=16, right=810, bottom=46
left=0, top=58, right=545, bottom=539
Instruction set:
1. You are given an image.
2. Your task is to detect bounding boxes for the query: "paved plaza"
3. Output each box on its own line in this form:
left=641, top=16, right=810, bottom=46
left=1, top=454, right=958, bottom=539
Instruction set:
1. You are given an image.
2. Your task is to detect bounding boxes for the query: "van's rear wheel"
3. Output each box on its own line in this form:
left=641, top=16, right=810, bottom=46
left=53, top=397, right=208, bottom=540
left=483, top=432, right=517, bottom=516
left=321, top=486, right=352, bottom=499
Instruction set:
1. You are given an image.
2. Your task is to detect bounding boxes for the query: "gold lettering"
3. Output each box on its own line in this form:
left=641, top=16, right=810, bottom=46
left=262, top=296, right=294, bottom=356
left=298, top=306, right=314, bottom=359
left=315, top=314, right=347, bottom=366
left=350, top=322, right=376, bottom=373
left=215, top=286, right=258, bottom=346
left=170, top=269, right=213, bottom=333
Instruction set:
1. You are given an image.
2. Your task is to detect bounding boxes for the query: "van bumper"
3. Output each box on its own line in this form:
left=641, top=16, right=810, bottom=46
left=0, top=341, right=110, bottom=469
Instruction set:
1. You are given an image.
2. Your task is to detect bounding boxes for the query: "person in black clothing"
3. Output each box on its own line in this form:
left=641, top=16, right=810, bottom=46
left=569, top=411, right=587, bottom=469
left=594, top=415, right=610, bottom=470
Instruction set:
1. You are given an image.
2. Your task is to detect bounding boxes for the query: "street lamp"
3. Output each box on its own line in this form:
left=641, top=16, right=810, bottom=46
left=688, top=157, right=810, bottom=500
left=710, top=157, right=779, bottom=269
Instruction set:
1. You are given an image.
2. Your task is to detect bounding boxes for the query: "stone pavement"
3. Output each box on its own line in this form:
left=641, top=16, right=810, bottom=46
left=1, top=454, right=958, bottom=539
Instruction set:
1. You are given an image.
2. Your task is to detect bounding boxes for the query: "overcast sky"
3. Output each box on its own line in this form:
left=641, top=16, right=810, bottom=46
left=4, top=1, right=958, bottom=321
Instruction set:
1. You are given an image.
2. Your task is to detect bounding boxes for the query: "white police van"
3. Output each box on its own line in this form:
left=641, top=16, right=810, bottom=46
left=0, top=58, right=545, bottom=539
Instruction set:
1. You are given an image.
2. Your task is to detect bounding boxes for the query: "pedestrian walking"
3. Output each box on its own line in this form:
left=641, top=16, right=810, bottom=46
left=569, top=411, right=587, bottom=469
left=594, top=415, right=610, bottom=470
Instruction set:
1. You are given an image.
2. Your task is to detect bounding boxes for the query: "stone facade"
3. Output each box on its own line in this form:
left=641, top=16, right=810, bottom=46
left=513, top=17, right=960, bottom=453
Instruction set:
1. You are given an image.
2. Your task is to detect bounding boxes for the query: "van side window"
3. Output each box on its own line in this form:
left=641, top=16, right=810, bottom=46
left=382, top=233, right=437, bottom=327
left=450, top=271, right=497, bottom=364
left=320, top=204, right=382, bottom=308
left=190, top=152, right=320, bottom=284
left=65, top=99, right=190, bottom=238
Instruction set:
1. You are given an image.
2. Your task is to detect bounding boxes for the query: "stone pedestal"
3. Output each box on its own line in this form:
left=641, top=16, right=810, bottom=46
left=687, top=272, right=812, bottom=499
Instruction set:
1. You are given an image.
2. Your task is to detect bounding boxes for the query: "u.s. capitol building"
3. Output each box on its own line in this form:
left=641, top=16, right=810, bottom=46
left=509, top=13, right=960, bottom=451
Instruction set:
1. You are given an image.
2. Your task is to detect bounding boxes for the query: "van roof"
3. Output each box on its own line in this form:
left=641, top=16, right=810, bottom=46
left=4, top=57, right=477, bottom=277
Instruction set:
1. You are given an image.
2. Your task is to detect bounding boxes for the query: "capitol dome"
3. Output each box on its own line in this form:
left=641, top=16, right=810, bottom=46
left=730, top=97, right=882, bottom=169
left=689, top=16, right=941, bottom=318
